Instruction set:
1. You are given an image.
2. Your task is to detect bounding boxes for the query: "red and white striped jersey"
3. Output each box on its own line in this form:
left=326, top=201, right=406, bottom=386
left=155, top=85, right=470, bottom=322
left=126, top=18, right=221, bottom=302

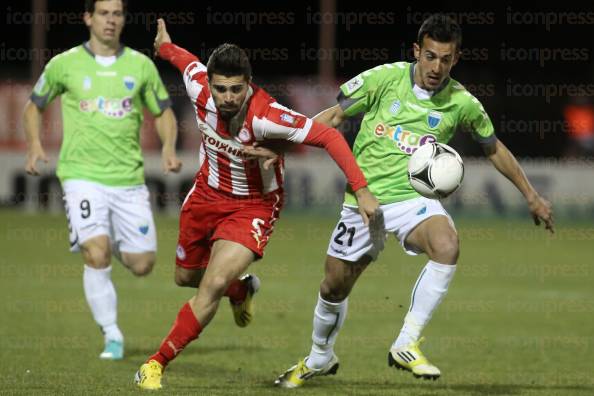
left=159, top=43, right=368, bottom=199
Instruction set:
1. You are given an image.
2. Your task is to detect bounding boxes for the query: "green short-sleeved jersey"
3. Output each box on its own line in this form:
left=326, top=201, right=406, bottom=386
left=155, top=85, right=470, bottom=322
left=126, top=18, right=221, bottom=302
left=31, top=44, right=171, bottom=186
left=340, top=62, right=495, bottom=205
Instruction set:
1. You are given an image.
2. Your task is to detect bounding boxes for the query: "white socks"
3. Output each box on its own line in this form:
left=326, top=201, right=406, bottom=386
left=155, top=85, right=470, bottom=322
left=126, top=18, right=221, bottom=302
left=306, top=294, right=348, bottom=369
left=393, top=260, right=456, bottom=349
left=83, top=265, right=123, bottom=342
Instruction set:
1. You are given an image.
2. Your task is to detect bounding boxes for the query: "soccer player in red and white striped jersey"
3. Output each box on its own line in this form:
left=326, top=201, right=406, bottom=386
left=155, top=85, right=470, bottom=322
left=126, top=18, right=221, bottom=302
left=134, top=19, right=380, bottom=390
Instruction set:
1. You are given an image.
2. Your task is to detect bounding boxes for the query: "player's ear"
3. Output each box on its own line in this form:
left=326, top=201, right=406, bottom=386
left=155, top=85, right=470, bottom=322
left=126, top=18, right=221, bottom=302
left=452, top=49, right=460, bottom=66
left=413, top=42, right=421, bottom=61
left=83, top=11, right=92, bottom=28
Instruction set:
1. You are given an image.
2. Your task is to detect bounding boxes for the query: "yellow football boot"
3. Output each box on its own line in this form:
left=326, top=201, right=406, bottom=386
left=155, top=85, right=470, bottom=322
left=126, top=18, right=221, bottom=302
left=388, top=337, right=440, bottom=380
left=275, top=355, right=339, bottom=388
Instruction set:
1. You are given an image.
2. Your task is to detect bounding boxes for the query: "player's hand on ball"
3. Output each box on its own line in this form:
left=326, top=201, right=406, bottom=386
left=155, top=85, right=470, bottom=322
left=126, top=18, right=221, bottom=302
left=162, top=148, right=182, bottom=174
left=354, top=187, right=380, bottom=226
left=154, top=18, right=172, bottom=57
left=25, top=143, right=48, bottom=176
left=528, top=194, right=554, bottom=234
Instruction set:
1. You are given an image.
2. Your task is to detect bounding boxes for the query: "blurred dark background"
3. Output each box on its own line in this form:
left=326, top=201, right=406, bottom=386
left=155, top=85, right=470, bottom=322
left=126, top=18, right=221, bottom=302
left=2, top=0, right=594, bottom=158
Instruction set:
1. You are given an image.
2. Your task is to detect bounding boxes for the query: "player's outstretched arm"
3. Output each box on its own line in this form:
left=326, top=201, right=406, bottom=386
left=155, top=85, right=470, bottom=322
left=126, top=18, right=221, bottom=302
left=313, top=104, right=347, bottom=129
left=484, top=138, right=554, bottom=233
left=155, top=108, right=182, bottom=174
left=23, top=100, right=48, bottom=176
left=153, top=18, right=171, bottom=57
left=153, top=18, right=199, bottom=73
left=244, top=104, right=350, bottom=169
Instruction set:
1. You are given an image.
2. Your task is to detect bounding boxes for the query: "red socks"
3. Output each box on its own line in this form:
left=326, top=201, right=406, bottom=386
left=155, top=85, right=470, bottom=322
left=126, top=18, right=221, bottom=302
left=149, top=303, right=202, bottom=368
left=224, top=278, right=247, bottom=304
left=147, top=280, right=246, bottom=367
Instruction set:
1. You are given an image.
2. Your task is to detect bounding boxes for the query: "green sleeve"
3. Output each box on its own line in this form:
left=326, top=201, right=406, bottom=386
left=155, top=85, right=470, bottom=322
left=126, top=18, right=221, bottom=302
left=460, top=93, right=496, bottom=144
left=30, top=56, right=65, bottom=109
left=338, top=65, right=391, bottom=117
left=141, top=58, right=172, bottom=116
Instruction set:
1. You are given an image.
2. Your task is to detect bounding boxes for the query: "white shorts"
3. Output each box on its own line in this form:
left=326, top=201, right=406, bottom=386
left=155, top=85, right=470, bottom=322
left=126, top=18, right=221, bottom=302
left=62, top=180, right=157, bottom=253
left=326, top=197, right=455, bottom=262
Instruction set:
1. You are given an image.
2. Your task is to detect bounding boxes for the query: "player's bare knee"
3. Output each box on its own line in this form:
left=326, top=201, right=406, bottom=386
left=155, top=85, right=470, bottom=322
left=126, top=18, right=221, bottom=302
left=175, top=271, right=194, bottom=287
left=429, top=232, right=459, bottom=264
left=131, top=257, right=155, bottom=277
left=319, top=278, right=350, bottom=302
left=174, top=272, right=188, bottom=286
left=82, top=245, right=111, bottom=268
left=175, top=268, right=204, bottom=287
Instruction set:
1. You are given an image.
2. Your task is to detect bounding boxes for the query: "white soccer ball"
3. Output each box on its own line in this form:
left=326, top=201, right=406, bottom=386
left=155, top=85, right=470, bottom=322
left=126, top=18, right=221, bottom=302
left=407, top=142, right=464, bottom=199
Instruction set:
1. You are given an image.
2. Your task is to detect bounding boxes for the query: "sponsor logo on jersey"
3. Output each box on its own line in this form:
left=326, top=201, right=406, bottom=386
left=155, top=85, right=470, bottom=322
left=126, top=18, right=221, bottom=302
left=83, top=76, right=92, bottom=90
left=389, top=100, right=401, bottom=115
left=123, top=76, right=136, bottom=90
left=200, top=123, right=245, bottom=157
left=79, top=96, right=133, bottom=118
left=344, top=75, right=363, bottom=95
left=427, top=111, right=442, bottom=129
left=416, top=206, right=427, bottom=215
left=176, top=244, right=186, bottom=260
left=374, top=123, right=437, bottom=155
left=280, top=113, right=295, bottom=125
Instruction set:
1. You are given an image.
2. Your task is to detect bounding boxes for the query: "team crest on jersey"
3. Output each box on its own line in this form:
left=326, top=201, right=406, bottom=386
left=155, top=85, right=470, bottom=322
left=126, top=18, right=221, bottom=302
left=389, top=100, right=401, bottom=115
left=280, top=113, right=295, bottom=125
left=237, top=127, right=252, bottom=143
left=344, top=75, right=363, bottom=95
left=427, top=111, right=443, bottom=129
left=374, top=123, right=437, bottom=155
left=83, top=76, right=92, bottom=90
left=123, top=76, right=136, bottom=90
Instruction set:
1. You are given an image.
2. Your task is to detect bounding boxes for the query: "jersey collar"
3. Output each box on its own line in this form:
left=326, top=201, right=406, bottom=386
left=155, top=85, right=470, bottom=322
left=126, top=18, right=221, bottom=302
left=409, top=62, right=450, bottom=98
left=82, top=41, right=125, bottom=59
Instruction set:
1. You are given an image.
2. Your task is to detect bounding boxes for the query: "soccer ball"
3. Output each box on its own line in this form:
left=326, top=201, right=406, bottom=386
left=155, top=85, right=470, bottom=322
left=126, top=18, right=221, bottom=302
left=408, top=142, right=464, bottom=199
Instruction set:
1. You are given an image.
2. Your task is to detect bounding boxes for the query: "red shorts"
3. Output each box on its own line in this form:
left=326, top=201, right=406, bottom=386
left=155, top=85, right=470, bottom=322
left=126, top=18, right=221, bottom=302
left=175, top=181, right=283, bottom=270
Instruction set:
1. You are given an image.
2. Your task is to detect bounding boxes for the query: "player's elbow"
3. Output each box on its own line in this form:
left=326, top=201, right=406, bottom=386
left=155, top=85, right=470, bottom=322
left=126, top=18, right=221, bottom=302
left=157, top=108, right=177, bottom=128
left=23, top=100, right=41, bottom=120
left=331, top=111, right=346, bottom=128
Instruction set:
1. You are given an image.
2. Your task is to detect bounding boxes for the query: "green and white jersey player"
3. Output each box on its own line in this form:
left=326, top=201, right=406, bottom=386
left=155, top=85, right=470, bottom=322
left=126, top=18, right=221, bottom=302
left=274, top=14, right=554, bottom=387
left=23, top=0, right=182, bottom=361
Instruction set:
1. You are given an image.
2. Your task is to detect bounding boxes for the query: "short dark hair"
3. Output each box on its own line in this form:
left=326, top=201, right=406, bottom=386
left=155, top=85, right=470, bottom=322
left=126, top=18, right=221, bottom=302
left=84, top=0, right=127, bottom=14
left=206, top=44, right=252, bottom=81
left=417, top=14, right=462, bottom=50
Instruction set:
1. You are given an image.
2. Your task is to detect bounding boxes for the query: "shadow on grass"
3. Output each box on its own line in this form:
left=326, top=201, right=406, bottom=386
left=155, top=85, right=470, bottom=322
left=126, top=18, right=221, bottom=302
left=250, top=377, right=594, bottom=396
left=124, top=343, right=267, bottom=361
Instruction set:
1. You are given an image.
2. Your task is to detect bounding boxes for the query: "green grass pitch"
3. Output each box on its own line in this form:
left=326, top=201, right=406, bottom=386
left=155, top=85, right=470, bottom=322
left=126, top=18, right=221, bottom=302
left=1, top=210, right=593, bottom=395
